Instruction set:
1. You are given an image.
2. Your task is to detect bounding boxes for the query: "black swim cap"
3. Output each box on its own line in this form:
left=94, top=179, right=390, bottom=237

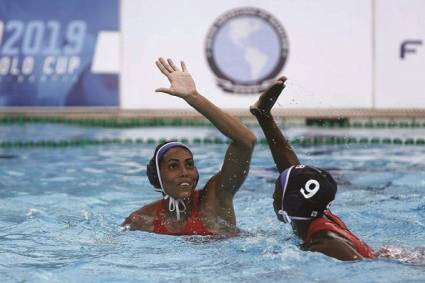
left=146, top=141, right=194, bottom=190
left=276, top=165, right=337, bottom=223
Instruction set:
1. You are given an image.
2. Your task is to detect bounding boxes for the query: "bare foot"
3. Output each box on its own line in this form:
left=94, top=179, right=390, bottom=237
left=250, top=76, right=287, bottom=117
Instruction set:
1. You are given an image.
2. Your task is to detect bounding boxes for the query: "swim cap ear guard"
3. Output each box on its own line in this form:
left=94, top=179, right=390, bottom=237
left=276, top=165, right=337, bottom=224
left=147, top=158, right=161, bottom=189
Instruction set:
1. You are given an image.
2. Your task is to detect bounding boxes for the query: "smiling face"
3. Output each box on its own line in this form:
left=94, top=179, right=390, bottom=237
left=158, top=147, right=198, bottom=200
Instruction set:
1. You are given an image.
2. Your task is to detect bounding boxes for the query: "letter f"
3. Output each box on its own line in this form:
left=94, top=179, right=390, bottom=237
left=400, top=40, right=423, bottom=59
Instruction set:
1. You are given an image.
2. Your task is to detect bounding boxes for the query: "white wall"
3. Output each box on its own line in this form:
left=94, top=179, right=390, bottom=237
left=374, top=0, right=425, bottom=109
left=121, top=0, right=373, bottom=109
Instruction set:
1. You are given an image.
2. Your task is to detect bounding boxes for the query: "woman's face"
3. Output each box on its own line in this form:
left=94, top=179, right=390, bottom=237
left=159, top=147, right=198, bottom=200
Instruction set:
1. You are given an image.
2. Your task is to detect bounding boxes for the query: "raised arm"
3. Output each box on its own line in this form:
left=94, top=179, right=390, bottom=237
left=155, top=58, right=256, bottom=197
left=250, top=77, right=299, bottom=173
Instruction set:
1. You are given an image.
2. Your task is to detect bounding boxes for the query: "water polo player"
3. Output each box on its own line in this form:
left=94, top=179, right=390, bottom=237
left=122, top=58, right=256, bottom=236
left=250, top=77, right=374, bottom=260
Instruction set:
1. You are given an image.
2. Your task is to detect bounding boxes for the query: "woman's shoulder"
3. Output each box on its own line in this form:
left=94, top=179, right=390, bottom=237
left=121, top=200, right=161, bottom=231
left=138, top=202, right=160, bottom=215
left=304, top=231, right=364, bottom=260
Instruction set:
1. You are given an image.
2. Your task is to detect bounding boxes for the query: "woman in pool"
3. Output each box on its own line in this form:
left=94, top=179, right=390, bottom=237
left=250, top=77, right=374, bottom=260
left=122, top=58, right=256, bottom=236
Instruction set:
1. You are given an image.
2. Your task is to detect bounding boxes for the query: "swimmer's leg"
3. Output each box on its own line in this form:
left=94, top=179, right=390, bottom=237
left=250, top=77, right=299, bottom=172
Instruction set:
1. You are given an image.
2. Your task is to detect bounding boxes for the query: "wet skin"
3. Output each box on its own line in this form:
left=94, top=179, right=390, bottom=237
left=122, top=58, right=256, bottom=235
left=252, top=77, right=367, bottom=261
left=158, top=147, right=198, bottom=200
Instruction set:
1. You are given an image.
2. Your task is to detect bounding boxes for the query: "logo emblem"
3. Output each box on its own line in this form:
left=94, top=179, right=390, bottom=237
left=205, top=7, right=289, bottom=94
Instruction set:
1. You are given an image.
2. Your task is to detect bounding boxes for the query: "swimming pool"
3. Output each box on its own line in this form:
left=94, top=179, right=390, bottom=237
left=1, top=124, right=424, bottom=282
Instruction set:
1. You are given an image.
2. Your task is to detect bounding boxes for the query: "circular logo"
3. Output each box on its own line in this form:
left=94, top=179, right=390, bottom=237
left=205, top=7, right=289, bottom=94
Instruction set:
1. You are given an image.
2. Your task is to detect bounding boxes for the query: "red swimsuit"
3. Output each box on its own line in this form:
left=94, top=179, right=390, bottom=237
left=305, top=211, right=374, bottom=258
left=153, top=191, right=214, bottom=236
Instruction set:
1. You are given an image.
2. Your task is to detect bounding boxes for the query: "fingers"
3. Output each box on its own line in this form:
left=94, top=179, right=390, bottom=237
left=158, top=57, right=174, bottom=73
left=167, top=59, right=179, bottom=71
left=156, top=57, right=185, bottom=75
left=181, top=61, right=188, bottom=72
left=155, top=60, right=169, bottom=76
left=265, top=83, right=284, bottom=96
left=155, top=87, right=175, bottom=95
left=277, top=76, right=287, bottom=84
left=268, top=80, right=284, bottom=90
left=272, top=76, right=287, bottom=90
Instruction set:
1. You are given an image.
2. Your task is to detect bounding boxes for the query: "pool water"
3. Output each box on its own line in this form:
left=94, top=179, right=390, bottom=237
left=0, top=124, right=425, bottom=282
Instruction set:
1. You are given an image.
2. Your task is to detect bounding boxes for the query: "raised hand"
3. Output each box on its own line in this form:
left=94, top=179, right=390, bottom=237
left=155, top=58, right=197, bottom=99
left=250, top=76, right=287, bottom=117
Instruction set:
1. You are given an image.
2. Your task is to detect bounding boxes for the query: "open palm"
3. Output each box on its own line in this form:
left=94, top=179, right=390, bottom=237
left=155, top=58, right=197, bottom=99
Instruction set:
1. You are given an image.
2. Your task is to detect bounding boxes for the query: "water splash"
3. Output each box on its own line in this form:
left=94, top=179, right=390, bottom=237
left=26, top=208, right=40, bottom=218
left=376, top=245, right=425, bottom=266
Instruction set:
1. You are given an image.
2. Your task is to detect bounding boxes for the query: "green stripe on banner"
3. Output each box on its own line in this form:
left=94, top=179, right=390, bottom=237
left=1, top=137, right=425, bottom=148
left=305, top=119, right=425, bottom=129
left=0, top=116, right=212, bottom=128
left=1, top=116, right=425, bottom=128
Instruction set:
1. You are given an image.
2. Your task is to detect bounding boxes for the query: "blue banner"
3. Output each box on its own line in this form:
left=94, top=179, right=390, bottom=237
left=0, top=0, right=119, bottom=106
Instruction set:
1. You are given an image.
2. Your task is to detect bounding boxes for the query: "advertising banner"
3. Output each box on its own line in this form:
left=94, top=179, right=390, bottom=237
left=0, top=0, right=119, bottom=107
left=375, top=0, right=425, bottom=108
left=121, top=0, right=372, bottom=109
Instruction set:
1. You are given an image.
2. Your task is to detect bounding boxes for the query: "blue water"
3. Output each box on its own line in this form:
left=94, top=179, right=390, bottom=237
left=1, top=124, right=425, bottom=282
